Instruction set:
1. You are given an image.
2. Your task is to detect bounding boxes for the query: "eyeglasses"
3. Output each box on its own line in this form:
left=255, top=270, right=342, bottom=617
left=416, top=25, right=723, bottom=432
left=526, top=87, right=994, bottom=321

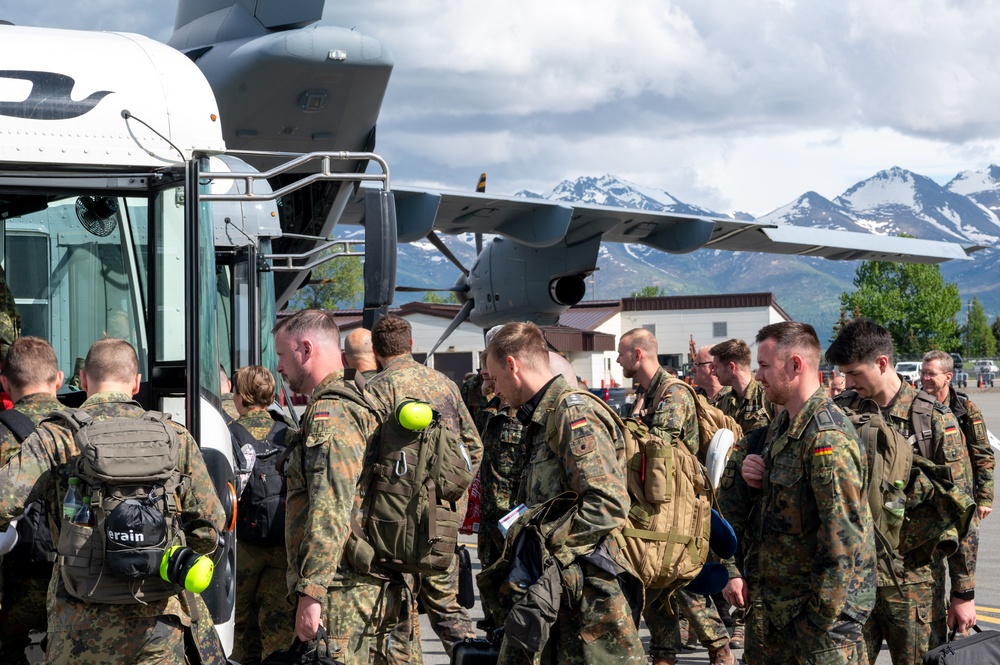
left=693, top=361, right=713, bottom=367
left=919, top=371, right=946, bottom=378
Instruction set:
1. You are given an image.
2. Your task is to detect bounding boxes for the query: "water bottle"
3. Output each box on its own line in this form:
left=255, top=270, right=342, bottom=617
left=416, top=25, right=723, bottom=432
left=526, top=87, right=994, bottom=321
left=62, top=477, right=84, bottom=522
left=884, top=479, right=905, bottom=525
left=74, top=497, right=94, bottom=527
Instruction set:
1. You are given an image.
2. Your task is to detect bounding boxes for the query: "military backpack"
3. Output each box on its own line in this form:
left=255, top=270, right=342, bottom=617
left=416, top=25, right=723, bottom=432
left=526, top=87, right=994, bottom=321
left=231, top=419, right=289, bottom=547
left=297, top=374, right=477, bottom=577
left=52, top=409, right=191, bottom=604
left=548, top=389, right=715, bottom=592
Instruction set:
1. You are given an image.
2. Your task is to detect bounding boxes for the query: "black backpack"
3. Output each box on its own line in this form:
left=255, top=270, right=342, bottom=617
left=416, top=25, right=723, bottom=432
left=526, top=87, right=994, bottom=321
left=232, top=419, right=289, bottom=546
left=1, top=409, right=54, bottom=567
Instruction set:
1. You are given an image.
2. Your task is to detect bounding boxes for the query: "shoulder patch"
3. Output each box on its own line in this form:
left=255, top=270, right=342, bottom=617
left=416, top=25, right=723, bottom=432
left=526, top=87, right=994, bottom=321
left=564, top=393, right=587, bottom=407
left=814, top=406, right=837, bottom=432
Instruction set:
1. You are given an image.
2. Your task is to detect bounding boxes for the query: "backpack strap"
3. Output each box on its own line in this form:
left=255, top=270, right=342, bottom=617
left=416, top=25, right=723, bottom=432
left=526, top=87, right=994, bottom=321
left=0, top=408, right=36, bottom=442
left=265, top=421, right=289, bottom=447
left=909, top=391, right=936, bottom=459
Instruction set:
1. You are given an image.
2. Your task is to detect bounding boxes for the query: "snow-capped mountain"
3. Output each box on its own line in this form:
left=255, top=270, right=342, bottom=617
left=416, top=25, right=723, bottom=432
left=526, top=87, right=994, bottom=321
left=947, top=165, right=1000, bottom=214
left=547, top=174, right=724, bottom=217
left=835, top=166, right=1000, bottom=245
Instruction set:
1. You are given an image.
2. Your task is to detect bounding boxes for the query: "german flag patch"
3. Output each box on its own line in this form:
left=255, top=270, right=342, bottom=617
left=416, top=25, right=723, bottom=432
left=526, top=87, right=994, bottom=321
left=814, top=445, right=833, bottom=457
left=570, top=418, right=588, bottom=430
left=314, top=411, right=330, bottom=421
left=945, top=424, right=958, bottom=435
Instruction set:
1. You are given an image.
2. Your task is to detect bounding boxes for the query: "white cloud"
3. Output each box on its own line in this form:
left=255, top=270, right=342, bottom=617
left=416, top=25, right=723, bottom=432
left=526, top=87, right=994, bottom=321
left=9, top=0, right=1000, bottom=215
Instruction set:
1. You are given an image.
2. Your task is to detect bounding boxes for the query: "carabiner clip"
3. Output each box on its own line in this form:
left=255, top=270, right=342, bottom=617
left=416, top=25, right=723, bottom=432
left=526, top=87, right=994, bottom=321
left=394, top=451, right=409, bottom=477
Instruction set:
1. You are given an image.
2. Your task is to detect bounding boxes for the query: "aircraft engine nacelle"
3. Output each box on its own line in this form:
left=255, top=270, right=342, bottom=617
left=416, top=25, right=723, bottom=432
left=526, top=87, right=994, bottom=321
left=465, top=235, right=601, bottom=328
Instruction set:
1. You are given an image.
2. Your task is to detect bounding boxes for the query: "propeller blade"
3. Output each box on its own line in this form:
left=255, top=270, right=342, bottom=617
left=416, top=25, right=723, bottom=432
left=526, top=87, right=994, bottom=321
left=427, top=231, right=469, bottom=277
left=424, top=300, right=475, bottom=362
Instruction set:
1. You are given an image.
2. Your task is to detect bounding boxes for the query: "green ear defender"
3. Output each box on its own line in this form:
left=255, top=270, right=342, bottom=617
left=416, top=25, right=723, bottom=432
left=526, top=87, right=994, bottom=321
left=159, top=545, right=215, bottom=593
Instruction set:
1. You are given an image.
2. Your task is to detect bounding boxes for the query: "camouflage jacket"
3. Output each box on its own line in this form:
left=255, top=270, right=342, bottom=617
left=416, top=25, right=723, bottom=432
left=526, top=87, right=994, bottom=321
left=233, top=408, right=289, bottom=443
left=0, top=265, right=20, bottom=355
left=707, top=385, right=732, bottom=408
left=0, top=392, right=63, bottom=464
left=632, top=367, right=699, bottom=457
left=718, top=425, right=769, bottom=579
left=285, top=370, right=379, bottom=598
left=368, top=355, right=483, bottom=471
left=521, top=376, right=630, bottom=568
left=947, top=387, right=994, bottom=508
left=753, top=387, right=875, bottom=631
left=718, top=377, right=774, bottom=433
left=884, top=382, right=976, bottom=591
left=0, top=392, right=225, bottom=628
left=220, top=393, right=239, bottom=423
left=461, top=371, right=493, bottom=434
left=479, top=397, right=527, bottom=532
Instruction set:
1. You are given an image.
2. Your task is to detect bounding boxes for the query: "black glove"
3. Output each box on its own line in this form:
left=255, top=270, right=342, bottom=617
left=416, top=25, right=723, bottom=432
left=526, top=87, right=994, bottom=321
left=504, top=558, right=563, bottom=653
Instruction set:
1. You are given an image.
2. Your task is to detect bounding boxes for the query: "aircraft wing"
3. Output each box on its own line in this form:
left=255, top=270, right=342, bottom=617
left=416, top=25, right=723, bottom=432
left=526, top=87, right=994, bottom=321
left=340, top=186, right=977, bottom=263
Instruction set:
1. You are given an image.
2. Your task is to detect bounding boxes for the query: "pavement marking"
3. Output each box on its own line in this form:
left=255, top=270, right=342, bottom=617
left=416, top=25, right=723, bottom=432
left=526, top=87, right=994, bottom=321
left=977, top=605, right=1000, bottom=614
left=976, top=614, right=1000, bottom=625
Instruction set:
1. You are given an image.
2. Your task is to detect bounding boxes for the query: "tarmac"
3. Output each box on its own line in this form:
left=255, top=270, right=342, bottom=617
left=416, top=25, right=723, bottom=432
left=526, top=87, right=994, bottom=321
left=416, top=385, right=1000, bottom=664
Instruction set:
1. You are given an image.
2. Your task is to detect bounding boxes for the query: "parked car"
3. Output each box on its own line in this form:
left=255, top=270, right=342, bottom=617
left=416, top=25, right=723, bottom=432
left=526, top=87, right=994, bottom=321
left=973, top=360, right=999, bottom=375
left=894, top=362, right=920, bottom=385
left=589, top=387, right=628, bottom=415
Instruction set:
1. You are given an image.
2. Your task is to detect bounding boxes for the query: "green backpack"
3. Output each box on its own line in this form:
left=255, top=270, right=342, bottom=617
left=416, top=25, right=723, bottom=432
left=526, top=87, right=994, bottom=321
left=53, top=410, right=191, bottom=605
left=310, top=374, right=477, bottom=576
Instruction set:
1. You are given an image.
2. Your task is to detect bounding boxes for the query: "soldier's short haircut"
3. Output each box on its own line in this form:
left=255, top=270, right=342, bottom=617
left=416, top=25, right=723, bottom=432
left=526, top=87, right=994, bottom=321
left=487, top=322, right=549, bottom=372
left=826, top=317, right=894, bottom=367
left=233, top=365, right=276, bottom=410
left=85, top=338, right=139, bottom=384
left=710, top=339, right=752, bottom=369
left=4, top=336, right=59, bottom=390
left=273, top=309, right=341, bottom=351
left=923, top=349, right=953, bottom=373
left=756, top=322, right=821, bottom=366
left=620, top=328, right=658, bottom=355
left=371, top=315, right=412, bottom=358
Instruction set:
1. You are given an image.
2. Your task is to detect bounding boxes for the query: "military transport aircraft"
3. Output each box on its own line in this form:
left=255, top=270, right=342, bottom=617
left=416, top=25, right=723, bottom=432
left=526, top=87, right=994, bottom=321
left=167, top=0, right=977, bottom=347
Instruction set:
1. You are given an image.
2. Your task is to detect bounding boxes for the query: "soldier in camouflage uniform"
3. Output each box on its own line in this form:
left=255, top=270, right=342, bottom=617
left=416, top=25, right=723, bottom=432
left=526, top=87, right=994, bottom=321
left=276, top=310, right=415, bottom=664
left=0, top=338, right=227, bottom=664
left=692, top=344, right=730, bottom=405
left=722, top=322, right=875, bottom=664
left=711, top=338, right=774, bottom=649
left=827, top=319, right=978, bottom=665
left=342, top=328, right=379, bottom=380
left=920, top=350, right=994, bottom=520
left=487, top=321, right=644, bottom=665
left=0, top=337, right=65, bottom=664
left=617, top=329, right=734, bottom=665
left=475, top=359, right=525, bottom=626
left=230, top=365, right=296, bottom=664
left=368, top=315, right=483, bottom=660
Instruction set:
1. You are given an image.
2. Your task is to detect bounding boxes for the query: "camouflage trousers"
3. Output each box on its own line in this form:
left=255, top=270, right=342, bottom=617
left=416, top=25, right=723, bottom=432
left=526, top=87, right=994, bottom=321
left=762, top=611, right=868, bottom=665
left=233, top=541, right=295, bottom=664
left=46, top=611, right=227, bottom=665
left=413, top=547, right=475, bottom=657
left=644, top=588, right=729, bottom=657
left=497, top=559, right=645, bottom=665
left=314, top=580, right=422, bottom=665
left=0, top=561, right=50, bottom=665
left=387, top=577, right=424, bottom=665
left=863, top=581, right=946, bottom=665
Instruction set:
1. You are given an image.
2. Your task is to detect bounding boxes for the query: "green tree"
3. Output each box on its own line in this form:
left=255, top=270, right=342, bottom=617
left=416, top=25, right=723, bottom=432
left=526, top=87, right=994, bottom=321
left=991, top=314, right=1000, bottom=347
left=288, top=244, right=363, bottom=310
left=830, top=308, right=860, bottom=343
left=966, top=296, right=996, bottom=357
left=422, top=290, right=459, bottom=304
left=840, top=261, right=961, bottom=356
left=631, top=285, right=666, bottom=298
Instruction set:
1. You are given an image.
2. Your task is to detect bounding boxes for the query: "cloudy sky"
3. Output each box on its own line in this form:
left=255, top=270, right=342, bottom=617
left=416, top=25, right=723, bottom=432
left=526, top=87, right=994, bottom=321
left=7, top=1, right=1000, bottom=215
